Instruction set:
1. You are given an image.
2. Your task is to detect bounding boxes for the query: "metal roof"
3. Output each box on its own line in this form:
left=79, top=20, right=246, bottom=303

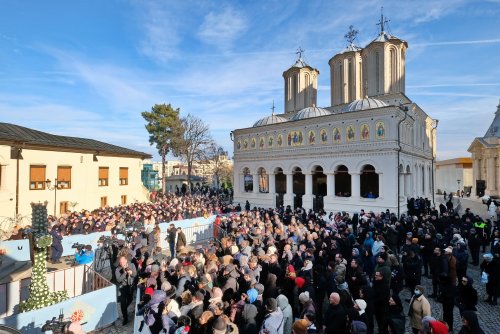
left=291, top=106, right=332, bottom=120
left=253, top=114, right=288, bottom=127
left=342, top=97, right=388, bottom=112
left=484, top=100, right=500, bottom=138
left=0, top=122, right=152, bottom=159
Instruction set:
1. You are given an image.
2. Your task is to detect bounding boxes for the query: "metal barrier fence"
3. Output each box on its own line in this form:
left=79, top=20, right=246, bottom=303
left=0, top=264, right=112, bottom=318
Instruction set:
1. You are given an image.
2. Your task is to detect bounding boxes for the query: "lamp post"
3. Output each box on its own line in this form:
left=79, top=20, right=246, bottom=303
left=45, top=178, right=60, bottom=217
left=457, top=179, right=461, bottom=196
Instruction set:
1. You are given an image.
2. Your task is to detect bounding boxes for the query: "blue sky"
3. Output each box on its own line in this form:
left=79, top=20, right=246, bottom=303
left=1, top=0, right=499, bottom=161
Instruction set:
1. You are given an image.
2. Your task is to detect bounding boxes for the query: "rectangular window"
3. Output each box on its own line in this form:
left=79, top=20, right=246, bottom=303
left=59, top=201, right=69, bottom=214
left=121, top=195, right=127, bottom=205
left=119, top=167, right=128, bottom=185
left=30, top=165, right=46, bottom=190
left=100, top=196, right=107, bottom=207
left=98, top=167, right=109, bottom=186
left=57, top=166, right=72, bottom=189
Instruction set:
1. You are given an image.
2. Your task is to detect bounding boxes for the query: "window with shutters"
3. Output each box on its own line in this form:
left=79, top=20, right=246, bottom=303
left=98, top=167, right=109, bottom=186
left=119, top=167, right=128, bottom=185
left=59, top=201, right=69, bottom=214
left=121, top=195, right=127, bottom=205
left=57, top=166, right=71, bottom=189
left=30, top=165, right=46, bottom=190
left=100, top=196, right=107, bottom=207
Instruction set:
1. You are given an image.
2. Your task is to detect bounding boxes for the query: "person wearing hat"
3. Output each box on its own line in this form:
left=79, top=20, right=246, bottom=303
left=352, top=299, right=368, bottom=325
left=187, top=290, right=204, bottom=333
left=221, top=263, right=240, bottom=293
left=176, top=227, right=187, bottom=254
left=166, top=224, right=176, bottom=257
left=260, top=298, right=284, bottom=334
left=408, top=285, right=431, bottom=334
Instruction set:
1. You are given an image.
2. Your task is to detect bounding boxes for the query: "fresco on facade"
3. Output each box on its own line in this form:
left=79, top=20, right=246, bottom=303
left=360, top=123, right=370, bottom=141
left=288, top=130, right=304, bottom=146
left=268, top=136, right=274, bottom=148
left=259, top=137, right=265, bottom=149
left=277, top=134, right=283, bottom=147
left=243, top=139, right=248, bottom=149
left=376, top=121, right=386, bottom=139
left=308, top=130, right=316, bottom=145
left=320, top=128, right=328, bottom=144
left=236, top=141, right=241, bottom=150
left=346, top=125, right=355, bottom=142
left=333, top=127, right=342, bottom=143
left=251, top=138, right=256, bottom=149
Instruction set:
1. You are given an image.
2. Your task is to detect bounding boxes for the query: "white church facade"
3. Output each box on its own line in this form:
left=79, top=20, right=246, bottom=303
left=232, top=21, right=437, bottom=215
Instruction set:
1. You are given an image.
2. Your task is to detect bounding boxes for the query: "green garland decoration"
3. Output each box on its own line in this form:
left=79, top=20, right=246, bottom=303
left=19, top=203, right=68, bottom=312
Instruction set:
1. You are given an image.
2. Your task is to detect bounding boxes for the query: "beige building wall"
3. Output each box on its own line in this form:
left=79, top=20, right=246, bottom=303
left=435, top=158, right=473, bottom=195
left=0, top=145, right=149, bottom=219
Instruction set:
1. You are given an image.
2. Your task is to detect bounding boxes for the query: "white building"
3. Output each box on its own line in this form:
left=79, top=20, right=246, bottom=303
left=435, top=158, right=473, bottom=196
left=468, top=101, right=500, bottom=197
left=232, top=21, right=437, bottom=215
left=0, top=123, right=151, bottom=218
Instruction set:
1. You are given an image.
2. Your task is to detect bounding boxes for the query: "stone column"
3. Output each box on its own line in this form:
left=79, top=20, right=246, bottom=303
left=326, top=173, right=335, bottom=197
left=284, top=173, right=294, bottom=208
left=253, top=173, right=259, bottom=193
left=378, top=172, right=383, bottom=199
left=302, top=173, right=314, bottom=211
left=488, top=157, right=496, bottom=193
left=269, top=173, right=276, bottom=194
left=472, top=158, right=479, bottom=196
left=351, top=172, right=360, bottom=198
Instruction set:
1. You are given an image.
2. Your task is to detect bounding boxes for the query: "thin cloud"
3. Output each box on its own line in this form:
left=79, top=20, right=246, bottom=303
left=408, top=83, right=500, bottom=88
left=413, top=38, right=500, bottom=47
left=197, top=7, right=247, bottom=50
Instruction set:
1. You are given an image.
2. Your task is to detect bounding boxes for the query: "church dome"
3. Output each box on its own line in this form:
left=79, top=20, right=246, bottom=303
left=292, top=106, right=332, bottom=121
left=342, top=97, right=388, bottom=112
left=253, top=114, right=288, bottom=127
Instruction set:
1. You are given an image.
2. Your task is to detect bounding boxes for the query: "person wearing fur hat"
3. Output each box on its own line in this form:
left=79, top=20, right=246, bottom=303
left=298, top=291, right=317, bottom=320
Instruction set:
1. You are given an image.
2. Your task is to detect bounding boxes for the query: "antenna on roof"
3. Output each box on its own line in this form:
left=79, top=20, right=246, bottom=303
left=376, top=6, right=390, bottom=34
left=271, top=100, right=276, bottom=115
left=344, top=25, right=359, bottom=46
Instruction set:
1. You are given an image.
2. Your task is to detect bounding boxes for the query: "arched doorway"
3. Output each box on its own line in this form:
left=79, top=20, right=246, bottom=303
left=312, top=166, right=326, bottom=211
left=243, top=167, right=253, bottom=192
left=274, top=167, right=286, bottom=207
left=293, top=167, right=305, bottom=208
left=335, top=165, right=351, bottom=197
left=360, top=164, right=379, bottom=198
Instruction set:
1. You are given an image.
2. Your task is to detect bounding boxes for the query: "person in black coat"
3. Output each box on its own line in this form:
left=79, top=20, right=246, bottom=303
left=323, top=292, right=347, bottom=334
left=386, top=294, right=405, bottom=334
left=438, top=273, right=456, bottom=332
left=456, top=275, right=477, bottom=313
left=50, top=226, right=64, bottom=263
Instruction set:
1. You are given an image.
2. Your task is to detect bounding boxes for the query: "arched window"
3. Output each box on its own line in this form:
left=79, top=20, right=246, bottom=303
left=335, top=165, right=351, bottom=197
left=375, top=51, right=380, bottom=93
left=258, top=167, right=269, bottom=193
left=348, top=58, right=354, bottom=101
left=275, top=167, right=286, bottom=194
left=292, top=74, right=298, bottom=110
left=304, top=73, right=310, bottom=107
left=360, top=164, right=379, bottom=198
left=243, top=167, right=253, bottom=192
left=390, top=48, right=397, bottom=92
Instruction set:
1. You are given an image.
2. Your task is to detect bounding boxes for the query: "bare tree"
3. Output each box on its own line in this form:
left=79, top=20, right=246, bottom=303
left=173, top=114, right=213, bottom=191
left=206, top=142, right=230, bottom=189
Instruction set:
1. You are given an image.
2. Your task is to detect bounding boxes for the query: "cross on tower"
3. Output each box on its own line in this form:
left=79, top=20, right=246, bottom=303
left=377, top=6, right=390, bottom=34
left=296, top=47, right=304, bottom=60
left=271, top=100, right=276, bottom=115
left=344, top=25, right=359, bottom=45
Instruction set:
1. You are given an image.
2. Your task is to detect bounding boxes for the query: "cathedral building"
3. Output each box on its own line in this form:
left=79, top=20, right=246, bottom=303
left=468, top=100, right=500, bottom=197
left=231, top=19, right=437, bottom=215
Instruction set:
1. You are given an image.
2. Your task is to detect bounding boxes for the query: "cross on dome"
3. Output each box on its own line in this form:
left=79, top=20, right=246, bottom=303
left=377, top=6, right=390, bottom=34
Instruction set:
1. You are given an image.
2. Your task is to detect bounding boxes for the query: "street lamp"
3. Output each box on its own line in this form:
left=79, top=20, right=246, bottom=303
left=45, top=178, right=61, bottom=217
left=457, top=179, right=461, bottom=197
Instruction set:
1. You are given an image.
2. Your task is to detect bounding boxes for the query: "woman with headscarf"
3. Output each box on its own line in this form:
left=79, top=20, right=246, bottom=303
left=480, top=252, right=499, bottom=305
left=276, top=294, right=293, bottom=334
left=386, top=294, right=405, bottom=334
left=458, top=311, right=485, bottom=334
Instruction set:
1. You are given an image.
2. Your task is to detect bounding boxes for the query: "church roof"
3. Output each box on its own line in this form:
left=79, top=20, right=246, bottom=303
left=291, top=57, right=310, bottom=68
left=291, top=106, right=332, bottom=120
left=253, top=114, right=288, bottom=127
left=342, top=97, right=388, bottom=112
left=484, top=100, right=500, bottom=138
left=340, top=43, right=362, bottom=54
left=0, top=122, right=152, bottom=158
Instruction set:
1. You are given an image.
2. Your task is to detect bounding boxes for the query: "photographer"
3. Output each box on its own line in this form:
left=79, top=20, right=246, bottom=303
left=115, top=256, right=137, bottom=325
left=74, top=245, right=94, bottom=265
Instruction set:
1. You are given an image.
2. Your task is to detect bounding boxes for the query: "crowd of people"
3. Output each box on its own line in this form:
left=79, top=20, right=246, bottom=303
left=109, top=194, right=499, bottom=334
